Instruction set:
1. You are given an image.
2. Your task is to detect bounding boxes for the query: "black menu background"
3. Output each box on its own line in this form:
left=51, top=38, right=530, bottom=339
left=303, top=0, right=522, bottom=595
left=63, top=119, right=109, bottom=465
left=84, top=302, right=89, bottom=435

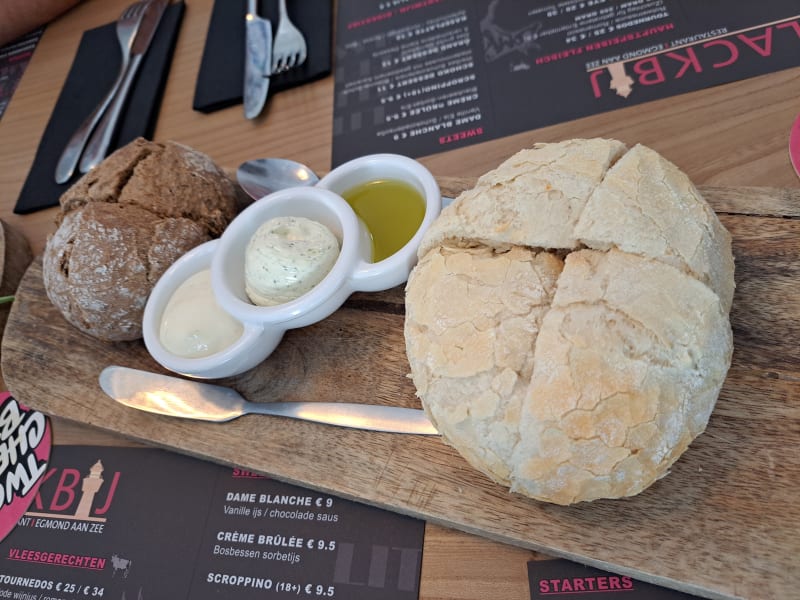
left=0, top=446, right=424, bottom=600
left=332, top=0, right=800, bottom=165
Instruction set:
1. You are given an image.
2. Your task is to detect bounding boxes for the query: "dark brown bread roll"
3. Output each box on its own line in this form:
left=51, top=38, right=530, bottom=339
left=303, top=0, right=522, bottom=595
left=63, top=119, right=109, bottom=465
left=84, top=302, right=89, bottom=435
left=43, top=138, right=239, bottom=342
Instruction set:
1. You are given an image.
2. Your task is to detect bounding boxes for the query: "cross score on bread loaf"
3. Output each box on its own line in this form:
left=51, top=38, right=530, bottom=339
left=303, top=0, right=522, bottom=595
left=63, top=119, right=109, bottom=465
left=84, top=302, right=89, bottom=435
left=404, top=139, right=734, bottom=505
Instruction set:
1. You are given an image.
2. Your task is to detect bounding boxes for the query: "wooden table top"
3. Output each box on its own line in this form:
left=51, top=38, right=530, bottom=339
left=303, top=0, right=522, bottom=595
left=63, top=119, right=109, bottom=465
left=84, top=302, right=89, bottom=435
left=0, top=1, right=798, bottom=599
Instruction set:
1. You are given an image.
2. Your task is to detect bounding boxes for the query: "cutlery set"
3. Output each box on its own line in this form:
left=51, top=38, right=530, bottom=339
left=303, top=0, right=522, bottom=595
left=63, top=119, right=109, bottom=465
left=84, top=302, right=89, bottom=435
left=54, top=0, right=168, bottom=184
left=56, top=0, right=302, bottom=183
left=245, top=0, right=308, bottom=119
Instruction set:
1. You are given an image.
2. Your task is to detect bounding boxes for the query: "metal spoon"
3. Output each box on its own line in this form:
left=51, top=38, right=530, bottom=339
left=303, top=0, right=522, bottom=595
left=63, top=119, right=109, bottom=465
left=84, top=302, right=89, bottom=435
left=236, top=158, right=320, bottom=200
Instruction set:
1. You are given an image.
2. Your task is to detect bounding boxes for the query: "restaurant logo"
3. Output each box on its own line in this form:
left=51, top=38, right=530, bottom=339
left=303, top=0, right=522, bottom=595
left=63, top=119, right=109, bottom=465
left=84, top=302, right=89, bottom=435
left=588, top=17, right=800, bottom=99
left=0, top=393, right=51, bottom=543
left=23, top=457, right=120, bottom=528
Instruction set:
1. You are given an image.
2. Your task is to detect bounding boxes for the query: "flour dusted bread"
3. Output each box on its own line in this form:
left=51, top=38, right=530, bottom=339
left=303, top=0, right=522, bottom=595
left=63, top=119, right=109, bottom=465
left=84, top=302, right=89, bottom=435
left=59, top=138, right=237, bottom=236
left=43, top=138, right=239, bottom=342
left=513, top=249, right=731, bottom=503
left=574, top=144, right=735, bottom=312
left=418, top=138, right=627, bottom=256
left=406, top=245, right=563, bottom=484
left=405, top=139, right=734, bottom=504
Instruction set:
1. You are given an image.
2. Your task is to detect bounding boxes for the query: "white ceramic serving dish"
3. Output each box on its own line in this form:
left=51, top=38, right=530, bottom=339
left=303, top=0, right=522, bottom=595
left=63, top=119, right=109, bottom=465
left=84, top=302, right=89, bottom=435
left=142, top=239, right=284, bottom=379
left=142, top=153, right=441, bottom=379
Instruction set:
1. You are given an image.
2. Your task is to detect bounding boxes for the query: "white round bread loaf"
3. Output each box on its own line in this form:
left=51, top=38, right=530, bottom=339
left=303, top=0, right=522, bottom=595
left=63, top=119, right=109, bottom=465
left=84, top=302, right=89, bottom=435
left=405, top=139, right=734, bottom=505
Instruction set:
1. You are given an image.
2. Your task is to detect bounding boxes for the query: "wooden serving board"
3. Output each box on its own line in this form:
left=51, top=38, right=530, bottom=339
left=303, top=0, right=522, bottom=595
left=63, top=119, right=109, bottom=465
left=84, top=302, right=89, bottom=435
left=3, top=180, right=800, bottom=600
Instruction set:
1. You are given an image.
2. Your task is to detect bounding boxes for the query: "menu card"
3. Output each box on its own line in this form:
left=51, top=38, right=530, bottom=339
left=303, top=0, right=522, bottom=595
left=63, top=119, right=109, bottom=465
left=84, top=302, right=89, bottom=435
left=0, top=28, right=43, bottom=120
left=0, top=446, right=424, bottom=599
left=332, top=0, right=800, bottom=165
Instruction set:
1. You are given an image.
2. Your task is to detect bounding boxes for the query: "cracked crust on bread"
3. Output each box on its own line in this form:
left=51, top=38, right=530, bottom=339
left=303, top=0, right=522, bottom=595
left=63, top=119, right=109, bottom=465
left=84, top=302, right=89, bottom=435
left=417, top=138, right=627, bottom=257
left=405, top=245, right=563, bottom=484
left=404, top=139, right=735, bottom=504
left=512, top=249, right=731, bottom=504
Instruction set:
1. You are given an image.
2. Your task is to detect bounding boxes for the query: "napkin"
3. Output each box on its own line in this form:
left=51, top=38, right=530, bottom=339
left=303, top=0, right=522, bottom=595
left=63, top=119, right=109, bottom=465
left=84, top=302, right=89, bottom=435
left=13, top=2, right=185, bottom=215
left=192, top=0, right=332, bottom=113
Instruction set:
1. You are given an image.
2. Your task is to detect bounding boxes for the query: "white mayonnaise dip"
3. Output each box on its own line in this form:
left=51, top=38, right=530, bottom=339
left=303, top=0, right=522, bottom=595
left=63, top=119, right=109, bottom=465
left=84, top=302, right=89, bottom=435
left=244, top=216, right=340, bottom=306
left=159, top=269, right=244, bottom=357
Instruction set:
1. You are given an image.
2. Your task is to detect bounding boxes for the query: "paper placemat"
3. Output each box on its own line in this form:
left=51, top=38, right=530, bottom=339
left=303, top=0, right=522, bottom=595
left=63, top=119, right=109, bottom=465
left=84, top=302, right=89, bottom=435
left=0, top=445, right=424, bottom=599
left=0, top=28, right=43, bottom=120
left=332, top=0, right=800, bottom=165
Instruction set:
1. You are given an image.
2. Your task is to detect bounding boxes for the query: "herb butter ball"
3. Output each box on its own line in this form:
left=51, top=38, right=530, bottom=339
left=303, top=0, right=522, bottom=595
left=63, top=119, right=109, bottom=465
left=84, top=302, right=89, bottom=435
left=244, top=216, right=340, bottom=306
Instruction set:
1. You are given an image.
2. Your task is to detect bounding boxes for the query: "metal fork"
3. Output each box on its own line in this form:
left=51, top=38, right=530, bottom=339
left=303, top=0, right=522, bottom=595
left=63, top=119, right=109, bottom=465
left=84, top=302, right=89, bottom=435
left=54, top=1, right=147, bottom=184
left=271, top=0, right=307, bottom=73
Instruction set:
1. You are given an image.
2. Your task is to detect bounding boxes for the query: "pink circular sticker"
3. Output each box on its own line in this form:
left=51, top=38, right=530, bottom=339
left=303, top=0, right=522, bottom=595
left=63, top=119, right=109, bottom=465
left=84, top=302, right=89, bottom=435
left=0, top=392, right=52, bottom=543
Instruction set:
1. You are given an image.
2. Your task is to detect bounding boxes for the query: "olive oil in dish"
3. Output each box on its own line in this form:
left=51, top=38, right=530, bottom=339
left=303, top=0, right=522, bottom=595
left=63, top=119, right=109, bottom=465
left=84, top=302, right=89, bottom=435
left=342, top=179, right=425, bottom=262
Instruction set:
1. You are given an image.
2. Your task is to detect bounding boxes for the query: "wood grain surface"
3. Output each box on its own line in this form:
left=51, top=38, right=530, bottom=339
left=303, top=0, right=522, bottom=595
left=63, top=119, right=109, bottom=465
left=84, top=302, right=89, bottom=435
left=3, top=180, right=798, bottom=600
left=0, top=220, right=33, bottom=338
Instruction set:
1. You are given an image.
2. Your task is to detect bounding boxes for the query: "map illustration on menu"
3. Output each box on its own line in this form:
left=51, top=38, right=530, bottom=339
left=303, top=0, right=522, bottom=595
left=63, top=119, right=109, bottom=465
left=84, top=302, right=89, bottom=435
left=332, top=0, right=800, bottom=164
left=0, top=446, right=424, bottom=599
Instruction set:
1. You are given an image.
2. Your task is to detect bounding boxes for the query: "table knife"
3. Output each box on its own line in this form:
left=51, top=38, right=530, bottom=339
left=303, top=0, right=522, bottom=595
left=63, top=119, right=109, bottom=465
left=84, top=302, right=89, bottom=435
left=243, top=0, right=272, bottom=119
left=790, top=113, right=800, bottom=179
left=54, top=1, right=149, bottom=184
left=79, top=0, right=169, bottom=173
left=99, top=366, right=438, bottom=435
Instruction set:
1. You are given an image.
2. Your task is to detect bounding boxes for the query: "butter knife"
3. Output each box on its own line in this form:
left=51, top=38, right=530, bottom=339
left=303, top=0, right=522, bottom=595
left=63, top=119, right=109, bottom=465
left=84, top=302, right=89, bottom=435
left=54, top=1, right=149, bottom=184
left=243, top=0, right=272, bottom=119
left=99, top=366, right=438, bottom=435
left=79, top=0, right=169, bottom=173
